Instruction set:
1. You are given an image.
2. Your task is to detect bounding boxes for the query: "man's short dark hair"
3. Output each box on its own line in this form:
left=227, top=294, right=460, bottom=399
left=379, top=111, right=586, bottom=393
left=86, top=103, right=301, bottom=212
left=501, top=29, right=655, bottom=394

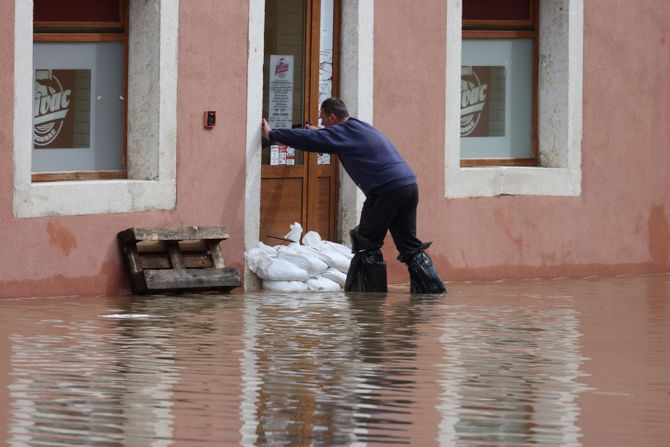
left=320, top=97, right=349, bottom=119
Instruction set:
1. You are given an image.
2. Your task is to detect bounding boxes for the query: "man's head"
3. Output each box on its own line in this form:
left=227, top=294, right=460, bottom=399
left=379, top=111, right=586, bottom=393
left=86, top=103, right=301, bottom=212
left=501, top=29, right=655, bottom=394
left=319, top=97, right=350, bottom=127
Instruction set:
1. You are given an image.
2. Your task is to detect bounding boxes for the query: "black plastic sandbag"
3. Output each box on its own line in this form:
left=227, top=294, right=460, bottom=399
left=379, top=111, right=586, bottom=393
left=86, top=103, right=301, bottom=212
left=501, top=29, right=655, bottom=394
left=408, top=251, right=447, bottom=294
left=344, top=249, right=388, bottom=293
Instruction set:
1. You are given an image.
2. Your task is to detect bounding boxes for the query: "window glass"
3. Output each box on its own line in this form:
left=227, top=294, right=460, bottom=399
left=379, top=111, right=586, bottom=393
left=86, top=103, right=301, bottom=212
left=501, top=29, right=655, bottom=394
left=463, top=0, right=531, bottom=22
left=317, top=0, right=334, bottom=165
left=262, top=0, right=306, bottom=166
left=461, top=39, right=533, bottom=159
left=32, top=1, right=127, bottom=179
left=32, top=42, right=124, bottom=173
left=34, top=0, right=122, bottom=23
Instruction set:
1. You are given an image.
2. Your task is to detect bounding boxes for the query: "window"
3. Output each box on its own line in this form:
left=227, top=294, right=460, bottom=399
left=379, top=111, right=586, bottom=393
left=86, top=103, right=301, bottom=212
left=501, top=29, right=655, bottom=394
left=13, top=0, right=178, bottom=217
left=461, top=0, right=538, bottom=167
left=445, top=0, right=583, bottom=197
left=32, top=0, right=128, bottom=181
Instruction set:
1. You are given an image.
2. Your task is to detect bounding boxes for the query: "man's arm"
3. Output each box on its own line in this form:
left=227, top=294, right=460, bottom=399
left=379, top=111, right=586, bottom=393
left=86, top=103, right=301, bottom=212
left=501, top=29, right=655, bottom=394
left=261, top=120, right=344, bottom=154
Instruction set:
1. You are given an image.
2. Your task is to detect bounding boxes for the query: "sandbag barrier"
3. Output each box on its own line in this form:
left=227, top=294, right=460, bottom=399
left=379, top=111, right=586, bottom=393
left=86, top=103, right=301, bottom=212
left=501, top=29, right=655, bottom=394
left=247, top=224, right=353, bottom=292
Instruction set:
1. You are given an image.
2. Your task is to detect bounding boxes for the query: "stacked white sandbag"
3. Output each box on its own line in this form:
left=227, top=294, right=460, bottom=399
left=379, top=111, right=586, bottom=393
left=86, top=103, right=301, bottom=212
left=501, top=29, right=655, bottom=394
left=283, top=222, right=303, bottom=243
left=262, top=280, right=309, bottom=292
left=276, top=243, right=329, bottom=278
left=306, top=276, right=341, bottom=291
left=321, top=267, right=347, bottom=287
left=246, top=223, right=353, bottom=292
left=302, top=231, right=353, bottom=274
left=246, top=242, right=309, bottom=282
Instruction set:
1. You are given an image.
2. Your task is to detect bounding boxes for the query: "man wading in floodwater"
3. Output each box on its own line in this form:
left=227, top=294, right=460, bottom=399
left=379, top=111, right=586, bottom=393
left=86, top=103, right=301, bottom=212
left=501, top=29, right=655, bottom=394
left=262, top=97, right=446, bottom=294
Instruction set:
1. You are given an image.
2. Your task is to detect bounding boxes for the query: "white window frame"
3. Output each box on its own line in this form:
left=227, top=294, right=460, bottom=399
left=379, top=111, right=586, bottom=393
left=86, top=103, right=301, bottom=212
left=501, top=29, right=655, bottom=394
left=13, top=0, right=179, bottom=217
left=445, top=0, right=583, bottom=197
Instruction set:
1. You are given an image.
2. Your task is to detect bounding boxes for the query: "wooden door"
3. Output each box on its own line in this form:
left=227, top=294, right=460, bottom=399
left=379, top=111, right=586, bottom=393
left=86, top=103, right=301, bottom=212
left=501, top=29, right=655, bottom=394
left=260, top=0, right=340, bottom=245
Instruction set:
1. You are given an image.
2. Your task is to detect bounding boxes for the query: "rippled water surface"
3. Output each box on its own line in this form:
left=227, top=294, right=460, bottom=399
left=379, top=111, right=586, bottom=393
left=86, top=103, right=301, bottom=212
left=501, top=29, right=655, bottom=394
left=1, top=274, right=669, bottom=446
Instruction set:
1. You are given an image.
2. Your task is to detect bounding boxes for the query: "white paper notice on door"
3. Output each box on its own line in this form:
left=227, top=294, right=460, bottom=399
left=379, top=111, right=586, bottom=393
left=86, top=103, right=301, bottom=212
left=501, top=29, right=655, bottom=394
left=269, top=55, right=294, bottom=129
left=286, top=147, right=295, bottom=165
left=270, top=145, right=279, bottom=165
left=270, top=144, right=295, bottom=166
left=317, top=153, right=331, bottom=165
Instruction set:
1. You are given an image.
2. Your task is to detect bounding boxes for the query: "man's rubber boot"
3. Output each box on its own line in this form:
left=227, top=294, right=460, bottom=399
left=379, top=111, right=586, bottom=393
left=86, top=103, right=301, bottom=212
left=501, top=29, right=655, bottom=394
left=407, top=251, right=447, bottom=294
left=344, top=228, right=388, bottom=293
left=344, top=249, right=388, bottom=293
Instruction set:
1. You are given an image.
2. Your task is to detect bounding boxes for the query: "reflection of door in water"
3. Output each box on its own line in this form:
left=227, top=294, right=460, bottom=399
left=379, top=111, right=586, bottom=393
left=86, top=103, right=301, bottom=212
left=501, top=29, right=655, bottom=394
left=261, top=0, right=340, bottom=244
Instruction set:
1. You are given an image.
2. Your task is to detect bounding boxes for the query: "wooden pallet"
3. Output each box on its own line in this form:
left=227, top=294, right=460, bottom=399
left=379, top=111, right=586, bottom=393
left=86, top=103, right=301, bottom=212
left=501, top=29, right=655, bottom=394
left=117, top=226, right=241, bottom=295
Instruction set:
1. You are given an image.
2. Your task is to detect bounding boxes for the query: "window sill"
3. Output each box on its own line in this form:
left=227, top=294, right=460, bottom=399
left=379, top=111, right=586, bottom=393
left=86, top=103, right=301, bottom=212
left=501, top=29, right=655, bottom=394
left=445, top=166, right=581, bottom=198
left=14, top=179, right=176, bottom=217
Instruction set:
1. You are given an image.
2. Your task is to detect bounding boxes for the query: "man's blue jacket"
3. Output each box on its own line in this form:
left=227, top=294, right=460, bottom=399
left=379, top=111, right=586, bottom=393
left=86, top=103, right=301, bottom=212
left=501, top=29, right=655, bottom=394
left=269, top=118, right=416, bottom=196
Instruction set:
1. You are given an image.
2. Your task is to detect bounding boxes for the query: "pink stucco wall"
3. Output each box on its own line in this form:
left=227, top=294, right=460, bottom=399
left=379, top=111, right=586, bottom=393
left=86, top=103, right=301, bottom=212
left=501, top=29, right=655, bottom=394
left=375, top=0, right=670, bottom=283
left=0, top=1, right=668, bottom=298
left=0, top=1, right=249, bottom=299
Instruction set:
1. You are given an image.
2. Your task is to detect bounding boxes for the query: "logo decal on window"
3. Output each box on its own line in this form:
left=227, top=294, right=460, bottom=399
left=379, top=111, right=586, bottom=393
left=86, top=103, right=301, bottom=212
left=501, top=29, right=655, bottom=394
left=275, top=58, right=290, bottom=78
left=33, top=69, right=91, bottom=149
left=461, top=66, right=506, bottom=138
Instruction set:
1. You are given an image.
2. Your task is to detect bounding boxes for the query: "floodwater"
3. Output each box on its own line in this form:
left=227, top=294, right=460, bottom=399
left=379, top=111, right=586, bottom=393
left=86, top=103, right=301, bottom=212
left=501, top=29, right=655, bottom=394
left=0, top=275, right=669, bottom=446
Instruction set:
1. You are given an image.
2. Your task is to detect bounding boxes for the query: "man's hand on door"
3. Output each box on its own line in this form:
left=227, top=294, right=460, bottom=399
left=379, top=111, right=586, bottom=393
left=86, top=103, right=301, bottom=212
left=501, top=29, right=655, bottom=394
left=262, top=119, right=272, bottom=140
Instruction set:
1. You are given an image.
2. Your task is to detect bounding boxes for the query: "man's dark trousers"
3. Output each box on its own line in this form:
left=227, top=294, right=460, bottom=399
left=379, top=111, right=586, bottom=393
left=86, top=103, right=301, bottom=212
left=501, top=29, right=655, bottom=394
left=357, top=183, right=423, bottom=258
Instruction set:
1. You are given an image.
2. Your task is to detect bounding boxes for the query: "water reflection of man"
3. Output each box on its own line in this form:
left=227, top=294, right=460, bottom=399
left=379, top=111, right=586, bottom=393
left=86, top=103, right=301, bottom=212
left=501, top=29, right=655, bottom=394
left=345, top=293, right=443, bottom=444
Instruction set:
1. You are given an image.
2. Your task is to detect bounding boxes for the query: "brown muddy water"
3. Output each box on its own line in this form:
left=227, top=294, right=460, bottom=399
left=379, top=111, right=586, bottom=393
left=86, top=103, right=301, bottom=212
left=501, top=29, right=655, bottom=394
left=0, top=274, right=669, bottom=446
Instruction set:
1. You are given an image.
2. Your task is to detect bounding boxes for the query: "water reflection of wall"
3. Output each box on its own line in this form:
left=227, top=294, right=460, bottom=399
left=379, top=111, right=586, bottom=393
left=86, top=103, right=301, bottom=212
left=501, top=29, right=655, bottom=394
left=7, top=305, right=178, bottom=446
left=438, top=305, right=589, bottom=446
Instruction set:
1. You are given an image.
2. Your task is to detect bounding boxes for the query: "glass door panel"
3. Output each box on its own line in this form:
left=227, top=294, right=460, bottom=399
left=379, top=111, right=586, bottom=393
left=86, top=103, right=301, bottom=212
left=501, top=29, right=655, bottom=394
left=262, top=0, right=306, bottom=166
